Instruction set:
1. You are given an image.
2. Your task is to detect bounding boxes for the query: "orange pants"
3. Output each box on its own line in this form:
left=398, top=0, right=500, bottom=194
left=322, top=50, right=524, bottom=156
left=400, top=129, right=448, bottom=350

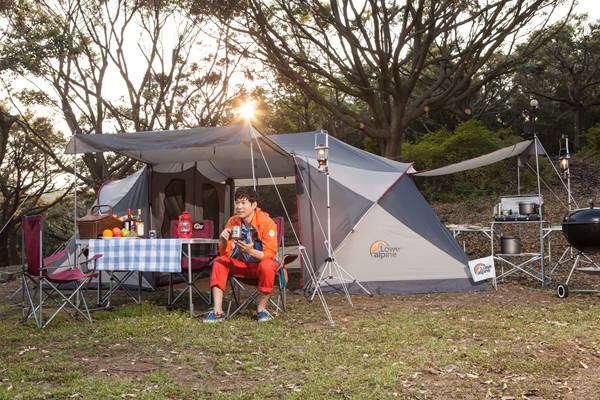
left=210, top=256, right=279, bottom=293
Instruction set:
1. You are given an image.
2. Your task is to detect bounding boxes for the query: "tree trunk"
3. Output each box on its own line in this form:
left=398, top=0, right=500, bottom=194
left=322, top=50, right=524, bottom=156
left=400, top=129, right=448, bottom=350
left=383, top=127, right=404, bottom=160
left=8, top=225, right=19, bottom=265
left=0, top=108, right=18, bottom=166
left=573, top=105, right=583, bottom=150
left=0, top=231, right=9, bottom=267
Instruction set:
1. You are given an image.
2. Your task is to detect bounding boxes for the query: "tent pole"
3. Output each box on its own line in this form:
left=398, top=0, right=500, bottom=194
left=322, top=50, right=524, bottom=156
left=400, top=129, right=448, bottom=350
left=249, top=124, right=257, bottom=190
left=517, top=160, right=520, bottom=195
left=73, top=135, right=77, bottom=238
left=531, top=108, right=546, bottom=287
left=147, top=165, right=152, bottom=236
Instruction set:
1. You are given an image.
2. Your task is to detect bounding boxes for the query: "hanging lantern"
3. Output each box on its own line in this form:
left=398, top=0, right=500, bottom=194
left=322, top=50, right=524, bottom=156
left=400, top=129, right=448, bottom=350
left=178, top=211, right=192, bottom=239
left=314, top=132, right=329, bottom=173
left=559, top=155, right=570, bottom=179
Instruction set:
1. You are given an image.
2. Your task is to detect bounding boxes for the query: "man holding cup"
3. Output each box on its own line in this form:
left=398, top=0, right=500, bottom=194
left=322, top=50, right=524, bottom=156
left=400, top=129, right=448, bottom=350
left=204, top=187, right=280, bottom=323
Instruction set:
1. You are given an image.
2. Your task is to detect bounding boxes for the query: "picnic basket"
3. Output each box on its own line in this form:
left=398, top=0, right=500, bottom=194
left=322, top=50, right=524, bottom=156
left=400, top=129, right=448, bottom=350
left=78, top=205, right=124, bottom=239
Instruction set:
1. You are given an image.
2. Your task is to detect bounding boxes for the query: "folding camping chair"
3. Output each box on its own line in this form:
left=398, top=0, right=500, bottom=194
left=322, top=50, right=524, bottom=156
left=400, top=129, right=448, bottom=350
left=227, top=217, right=297, bottom=317
left=20, top=215, right=101, bottom=328
left=168, top=220, right=215, bottom=307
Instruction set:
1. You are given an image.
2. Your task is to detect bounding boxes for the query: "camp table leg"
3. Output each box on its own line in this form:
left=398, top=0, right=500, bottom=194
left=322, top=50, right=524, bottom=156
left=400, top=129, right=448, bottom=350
left=97, top=271, right=102, bottom=306
left=188, top=241, right=193, bottom=317
left=108, top=271, right=113, bottom=308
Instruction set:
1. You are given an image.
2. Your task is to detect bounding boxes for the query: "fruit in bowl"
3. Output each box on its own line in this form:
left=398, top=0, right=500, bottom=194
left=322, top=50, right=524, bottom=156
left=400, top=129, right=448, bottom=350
left=102, top=229, right=113, bottom=237
left=121, top=228, right=130, bottom=237
left=112, top=227, right=123, bottom=237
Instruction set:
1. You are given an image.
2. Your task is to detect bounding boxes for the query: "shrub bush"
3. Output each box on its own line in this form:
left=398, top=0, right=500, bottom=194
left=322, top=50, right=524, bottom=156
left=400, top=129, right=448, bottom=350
left=577, top=124, right=600, bottom=159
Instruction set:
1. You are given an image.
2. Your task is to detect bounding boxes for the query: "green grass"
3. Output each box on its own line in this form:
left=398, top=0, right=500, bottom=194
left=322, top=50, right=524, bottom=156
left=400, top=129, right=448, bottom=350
left=1, top=293, right=599, bottom=399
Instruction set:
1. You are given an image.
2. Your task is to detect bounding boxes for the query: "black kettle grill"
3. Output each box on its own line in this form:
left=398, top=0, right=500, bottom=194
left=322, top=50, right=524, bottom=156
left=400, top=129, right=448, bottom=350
left=562, top=200, right=600, bottom=254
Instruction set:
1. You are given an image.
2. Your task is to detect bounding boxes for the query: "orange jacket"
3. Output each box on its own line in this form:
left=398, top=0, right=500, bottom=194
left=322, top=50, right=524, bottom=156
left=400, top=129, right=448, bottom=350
left=219, top=208, right=278, bottom=261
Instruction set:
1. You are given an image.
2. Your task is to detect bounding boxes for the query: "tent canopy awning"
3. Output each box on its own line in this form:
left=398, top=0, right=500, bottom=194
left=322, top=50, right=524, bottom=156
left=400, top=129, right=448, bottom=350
left=64, top=124, right=294, bottom=180
left=410, top=138, right=546, bottom=177
left=65, top=124, right=289, bottom=163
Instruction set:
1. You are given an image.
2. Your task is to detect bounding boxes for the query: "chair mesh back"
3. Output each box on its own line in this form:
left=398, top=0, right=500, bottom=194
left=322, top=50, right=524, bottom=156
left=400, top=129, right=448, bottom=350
left=22, top=215, right=43, bottom=276
left=273, top=216, right=284, bottom=248
left=170, top=220, right=214, bottom=239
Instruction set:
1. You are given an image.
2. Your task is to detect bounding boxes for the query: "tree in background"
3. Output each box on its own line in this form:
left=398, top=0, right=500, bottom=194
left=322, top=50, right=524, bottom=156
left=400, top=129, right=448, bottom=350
left=0, top=108, right=69, bottom=266
left=515, top=15, right=600, bottom=150
left=0, top=0, right=248, bottom=189
left=217, top=0, right=573, bottom=160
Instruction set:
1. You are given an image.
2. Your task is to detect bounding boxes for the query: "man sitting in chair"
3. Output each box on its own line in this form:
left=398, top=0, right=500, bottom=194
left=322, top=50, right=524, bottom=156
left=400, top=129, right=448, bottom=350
left=204, top=187, right=280, bottom=323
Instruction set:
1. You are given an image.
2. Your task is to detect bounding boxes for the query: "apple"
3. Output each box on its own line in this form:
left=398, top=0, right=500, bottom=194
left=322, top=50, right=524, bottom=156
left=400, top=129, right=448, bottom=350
left=112, top=227, right=123, bottom=237
left=121, top=228, right=130, bottom=237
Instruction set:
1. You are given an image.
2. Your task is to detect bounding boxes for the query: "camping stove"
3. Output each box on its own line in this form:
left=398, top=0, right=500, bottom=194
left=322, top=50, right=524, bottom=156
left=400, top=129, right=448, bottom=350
left=494, top=194, right=543, bottom=221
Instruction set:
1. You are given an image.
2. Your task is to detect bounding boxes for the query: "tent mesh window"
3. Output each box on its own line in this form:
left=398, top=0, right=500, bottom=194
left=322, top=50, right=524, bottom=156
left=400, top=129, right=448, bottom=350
left=162, top=179, right=186, bottom=238
left=202, top=182, right=219, bottom=233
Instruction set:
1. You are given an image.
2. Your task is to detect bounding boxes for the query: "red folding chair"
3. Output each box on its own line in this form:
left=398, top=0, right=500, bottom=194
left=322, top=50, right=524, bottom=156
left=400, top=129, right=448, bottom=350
left=21, top=215, right=101, bottom=328
left=168, top=220, right=215, bottom=307
left=227, top=217, right=297, bottom=317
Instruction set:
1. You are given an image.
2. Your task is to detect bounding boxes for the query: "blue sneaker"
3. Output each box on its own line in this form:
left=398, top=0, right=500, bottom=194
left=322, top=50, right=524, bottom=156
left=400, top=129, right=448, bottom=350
left=203, top=310, right=225, bottom=323
left=257, top=310, right=274, bottom=322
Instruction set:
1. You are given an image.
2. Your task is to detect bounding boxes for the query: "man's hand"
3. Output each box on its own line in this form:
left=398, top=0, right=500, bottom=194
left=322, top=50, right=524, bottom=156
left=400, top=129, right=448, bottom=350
left=219, top=228, right=232, bottom=248
left=235, top=233, right=254, bottom=254
left=220, top=228, right=232, bottom=242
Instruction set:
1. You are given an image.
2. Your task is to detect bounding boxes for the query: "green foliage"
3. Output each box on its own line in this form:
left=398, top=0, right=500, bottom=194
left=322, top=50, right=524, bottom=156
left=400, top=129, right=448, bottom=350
left=403, top=120, right=553, bottom=201
left=577, top=124, right=600, bottom=159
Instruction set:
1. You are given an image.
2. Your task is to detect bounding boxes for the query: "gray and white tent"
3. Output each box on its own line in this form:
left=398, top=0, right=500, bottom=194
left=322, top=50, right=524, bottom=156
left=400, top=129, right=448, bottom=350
left=66, top=124, right=487, bottom=294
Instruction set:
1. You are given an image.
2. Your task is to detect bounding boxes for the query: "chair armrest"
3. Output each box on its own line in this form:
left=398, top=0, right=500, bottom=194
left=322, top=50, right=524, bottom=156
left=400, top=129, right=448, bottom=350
left=83, top=254, right=103, bottom=263
left=282, top=254, right=298, bottom=265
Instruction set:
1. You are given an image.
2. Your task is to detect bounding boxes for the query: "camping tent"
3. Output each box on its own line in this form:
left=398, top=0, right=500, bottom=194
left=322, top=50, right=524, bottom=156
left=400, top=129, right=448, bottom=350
left=66, top=124, right=487, bottom=294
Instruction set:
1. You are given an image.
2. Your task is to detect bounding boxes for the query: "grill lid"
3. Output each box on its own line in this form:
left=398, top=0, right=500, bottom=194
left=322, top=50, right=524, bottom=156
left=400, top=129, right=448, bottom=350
left=562, top=200, right=600, bottom=225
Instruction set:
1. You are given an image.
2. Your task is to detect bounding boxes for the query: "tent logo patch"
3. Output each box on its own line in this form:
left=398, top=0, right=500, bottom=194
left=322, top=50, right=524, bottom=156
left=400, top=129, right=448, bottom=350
left=370, top=241, right=401, bottom=259
left=473, top=263, right=492, bottom=276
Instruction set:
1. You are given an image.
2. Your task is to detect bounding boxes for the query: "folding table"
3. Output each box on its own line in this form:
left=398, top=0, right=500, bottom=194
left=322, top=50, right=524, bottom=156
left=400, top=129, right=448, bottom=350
left=79, top=238, right=182, bottom=308
left=78, top=238, right=218, bottom=316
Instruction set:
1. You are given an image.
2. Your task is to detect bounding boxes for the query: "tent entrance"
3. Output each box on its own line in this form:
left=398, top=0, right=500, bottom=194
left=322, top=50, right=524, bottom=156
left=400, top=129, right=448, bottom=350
left=150, top=166, right=226, bottom=239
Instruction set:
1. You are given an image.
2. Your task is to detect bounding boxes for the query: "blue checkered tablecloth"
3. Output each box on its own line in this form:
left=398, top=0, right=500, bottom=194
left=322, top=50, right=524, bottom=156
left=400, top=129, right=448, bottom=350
left=88, top=239, right=182, bottom=272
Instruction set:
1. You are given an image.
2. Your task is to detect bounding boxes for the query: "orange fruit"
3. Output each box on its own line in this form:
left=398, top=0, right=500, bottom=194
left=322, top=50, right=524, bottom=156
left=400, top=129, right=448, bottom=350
left=102, top=229, right=114, bottom=237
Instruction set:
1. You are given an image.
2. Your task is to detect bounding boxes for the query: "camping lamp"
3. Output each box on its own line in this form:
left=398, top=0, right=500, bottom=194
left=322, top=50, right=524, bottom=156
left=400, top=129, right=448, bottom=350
left=315, top=132, right=329, bottom=173
left=560, top=155, right=569, bottom=178
left=178, top=211, right=192, bottom=239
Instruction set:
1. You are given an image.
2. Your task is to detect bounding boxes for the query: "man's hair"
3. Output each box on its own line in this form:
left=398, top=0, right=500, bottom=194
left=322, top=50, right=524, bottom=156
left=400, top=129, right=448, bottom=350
left=234, top=187, right=259, bottom=203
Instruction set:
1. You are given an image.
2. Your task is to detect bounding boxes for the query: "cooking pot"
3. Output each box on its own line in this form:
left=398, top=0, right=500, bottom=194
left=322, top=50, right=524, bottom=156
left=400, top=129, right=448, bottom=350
left=562, top=201, right=600, bottom=253
left=519, top=202, right=538, bottom=215
left=501, top=236, right=522, bottom=254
